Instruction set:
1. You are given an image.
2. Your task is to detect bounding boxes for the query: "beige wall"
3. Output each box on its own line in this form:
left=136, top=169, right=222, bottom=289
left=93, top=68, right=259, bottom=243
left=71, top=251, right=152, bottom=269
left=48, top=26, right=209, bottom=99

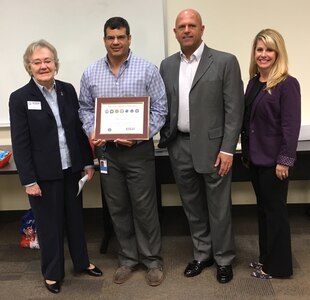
left=0, top=169, right=102, bottom=211
left=2, top=0, right=310, bottom=209
left=0, top=128, right=11, bottom=145
left=1, top=169, right=310, bottom=211
left=165, top=0, right=310, bottom=124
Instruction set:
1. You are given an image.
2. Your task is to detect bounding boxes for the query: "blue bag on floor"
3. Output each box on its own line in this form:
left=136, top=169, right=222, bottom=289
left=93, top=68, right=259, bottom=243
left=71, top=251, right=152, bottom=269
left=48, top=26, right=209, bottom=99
left=20, top=209, right=39, bottom=249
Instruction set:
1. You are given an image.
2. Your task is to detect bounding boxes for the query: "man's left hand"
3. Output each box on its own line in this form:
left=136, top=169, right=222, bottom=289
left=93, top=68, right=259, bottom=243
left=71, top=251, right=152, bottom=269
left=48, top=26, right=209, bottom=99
left=214, top=152, right=233, bottom=177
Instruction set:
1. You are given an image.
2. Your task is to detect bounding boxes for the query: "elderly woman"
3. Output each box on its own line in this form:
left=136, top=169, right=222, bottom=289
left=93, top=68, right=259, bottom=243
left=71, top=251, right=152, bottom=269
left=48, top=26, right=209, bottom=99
left=9, top=39, right=102, bottom=294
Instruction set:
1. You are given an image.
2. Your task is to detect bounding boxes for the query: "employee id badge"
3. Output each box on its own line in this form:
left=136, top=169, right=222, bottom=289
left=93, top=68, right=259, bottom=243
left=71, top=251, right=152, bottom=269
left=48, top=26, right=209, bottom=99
left=99, top=158, right=108, bottom=174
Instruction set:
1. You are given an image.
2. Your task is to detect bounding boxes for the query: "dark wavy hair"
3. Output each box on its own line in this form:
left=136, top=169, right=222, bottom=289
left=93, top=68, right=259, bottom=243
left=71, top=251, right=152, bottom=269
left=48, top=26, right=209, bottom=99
left=104, top=17, right=130, bottom=37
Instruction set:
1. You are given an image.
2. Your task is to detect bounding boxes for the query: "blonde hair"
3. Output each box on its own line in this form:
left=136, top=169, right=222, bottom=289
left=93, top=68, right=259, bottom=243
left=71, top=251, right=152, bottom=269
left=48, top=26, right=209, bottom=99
left=249, top=29, right=288, bottom=92
left=23, top=39, right=59, bottom=76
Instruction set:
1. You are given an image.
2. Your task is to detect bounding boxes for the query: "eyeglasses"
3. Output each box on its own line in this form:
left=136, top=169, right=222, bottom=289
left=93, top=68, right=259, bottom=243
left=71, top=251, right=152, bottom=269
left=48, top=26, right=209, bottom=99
left=104, top=34, right=128, bottom=42
left=30, top=59, right=54, bottom=67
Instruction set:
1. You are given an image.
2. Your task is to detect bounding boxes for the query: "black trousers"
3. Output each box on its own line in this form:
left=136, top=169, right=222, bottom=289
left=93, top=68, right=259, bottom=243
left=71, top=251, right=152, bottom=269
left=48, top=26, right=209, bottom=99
left=250, top=164, right=293, bottom=277
left=29, top=169, right=90, bottom=281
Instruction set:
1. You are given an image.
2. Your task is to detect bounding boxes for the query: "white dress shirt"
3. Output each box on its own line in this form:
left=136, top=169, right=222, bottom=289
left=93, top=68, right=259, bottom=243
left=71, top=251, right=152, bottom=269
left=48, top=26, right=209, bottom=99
left=177, top=41, right=204, bottom=133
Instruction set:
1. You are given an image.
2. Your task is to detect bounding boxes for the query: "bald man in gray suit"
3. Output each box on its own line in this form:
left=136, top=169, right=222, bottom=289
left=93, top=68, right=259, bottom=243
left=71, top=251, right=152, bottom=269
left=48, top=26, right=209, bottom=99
left=158, top=9, right=244, bottom=283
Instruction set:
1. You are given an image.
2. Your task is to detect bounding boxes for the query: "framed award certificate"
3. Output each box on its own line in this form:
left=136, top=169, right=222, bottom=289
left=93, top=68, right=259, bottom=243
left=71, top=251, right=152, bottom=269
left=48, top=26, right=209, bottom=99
left=94, top=96, right=150, bottom=140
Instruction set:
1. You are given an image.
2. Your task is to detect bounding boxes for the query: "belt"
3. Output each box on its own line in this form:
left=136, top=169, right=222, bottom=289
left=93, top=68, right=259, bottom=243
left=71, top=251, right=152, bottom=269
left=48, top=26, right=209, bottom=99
left=177, top=130, right=190, bottom=137
left=106, top=140, right=149, bottom=148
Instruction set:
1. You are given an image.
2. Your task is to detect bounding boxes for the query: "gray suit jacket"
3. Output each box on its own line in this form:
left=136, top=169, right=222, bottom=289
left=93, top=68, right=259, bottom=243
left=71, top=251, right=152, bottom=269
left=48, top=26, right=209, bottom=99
left=158, top=44, right=244, bottom=173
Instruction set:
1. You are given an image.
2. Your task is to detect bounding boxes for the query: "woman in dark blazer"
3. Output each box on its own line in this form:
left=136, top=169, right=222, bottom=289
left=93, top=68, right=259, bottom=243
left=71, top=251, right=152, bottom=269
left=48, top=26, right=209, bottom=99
left=9, top=40, right=102, bottom=294
left=241, top=29, right=301, bottom=279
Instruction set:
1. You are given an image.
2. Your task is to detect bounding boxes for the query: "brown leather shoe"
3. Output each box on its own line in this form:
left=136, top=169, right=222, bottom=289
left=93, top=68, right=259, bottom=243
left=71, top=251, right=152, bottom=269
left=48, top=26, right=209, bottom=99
left=146, top=267, right=164, bottom=286
left=113, top=266, right=134, bottom=284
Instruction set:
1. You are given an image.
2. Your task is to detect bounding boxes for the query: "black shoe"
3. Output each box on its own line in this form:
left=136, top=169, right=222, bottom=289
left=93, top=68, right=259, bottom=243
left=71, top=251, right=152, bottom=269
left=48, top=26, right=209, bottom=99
left=84, top=265, right=103, bottom=277
left=184, top=258, right=214, bottom=277
left=217, top=265, right=233, bottom=283
left=44, top=280, right=61, bottom=294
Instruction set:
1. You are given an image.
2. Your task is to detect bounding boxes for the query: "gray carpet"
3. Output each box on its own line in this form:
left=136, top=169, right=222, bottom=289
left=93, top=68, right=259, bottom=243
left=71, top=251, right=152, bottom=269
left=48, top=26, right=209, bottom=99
left=1, top=205, right=310, bottom=300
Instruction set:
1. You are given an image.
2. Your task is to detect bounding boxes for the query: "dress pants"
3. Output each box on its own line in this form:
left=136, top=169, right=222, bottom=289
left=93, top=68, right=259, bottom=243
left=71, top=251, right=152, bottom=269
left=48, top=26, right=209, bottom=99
left=167, top=134, right=235, bottom=265
left=96, top=140, right=162, bottom=268
left=29, top=169, right=90, bottom=281
left=250, top=164, right=293, bottom=277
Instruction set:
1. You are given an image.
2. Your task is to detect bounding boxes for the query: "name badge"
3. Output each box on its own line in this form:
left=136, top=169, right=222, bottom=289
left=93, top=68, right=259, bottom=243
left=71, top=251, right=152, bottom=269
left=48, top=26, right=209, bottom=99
left=27, top=101, right=41, bottom=110
left=100, top=158, right=108, bottom=174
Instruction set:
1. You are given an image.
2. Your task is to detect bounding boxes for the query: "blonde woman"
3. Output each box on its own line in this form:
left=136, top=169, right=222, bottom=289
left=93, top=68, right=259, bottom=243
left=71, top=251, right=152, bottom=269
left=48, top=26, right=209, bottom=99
left=241, top=29, right=301, bottom=279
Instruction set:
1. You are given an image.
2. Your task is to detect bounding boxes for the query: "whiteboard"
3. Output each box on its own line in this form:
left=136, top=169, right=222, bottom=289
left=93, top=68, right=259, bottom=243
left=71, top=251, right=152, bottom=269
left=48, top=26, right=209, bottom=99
left=0, top=0, right=165, bottom=126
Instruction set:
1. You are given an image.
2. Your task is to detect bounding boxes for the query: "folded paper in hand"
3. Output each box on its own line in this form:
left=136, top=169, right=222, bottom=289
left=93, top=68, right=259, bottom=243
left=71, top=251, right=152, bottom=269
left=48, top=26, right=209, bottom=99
left=77, top=174, right=89, bottom=196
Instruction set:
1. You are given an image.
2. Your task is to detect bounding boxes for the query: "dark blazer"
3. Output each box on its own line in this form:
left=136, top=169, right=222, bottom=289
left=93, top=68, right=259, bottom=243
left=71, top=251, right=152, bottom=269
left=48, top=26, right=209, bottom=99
left=158, top=44, right=244, bottom=173
left=243, top=75, right=301, bottom=167
left=9, top=78, right=93, bottom=185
